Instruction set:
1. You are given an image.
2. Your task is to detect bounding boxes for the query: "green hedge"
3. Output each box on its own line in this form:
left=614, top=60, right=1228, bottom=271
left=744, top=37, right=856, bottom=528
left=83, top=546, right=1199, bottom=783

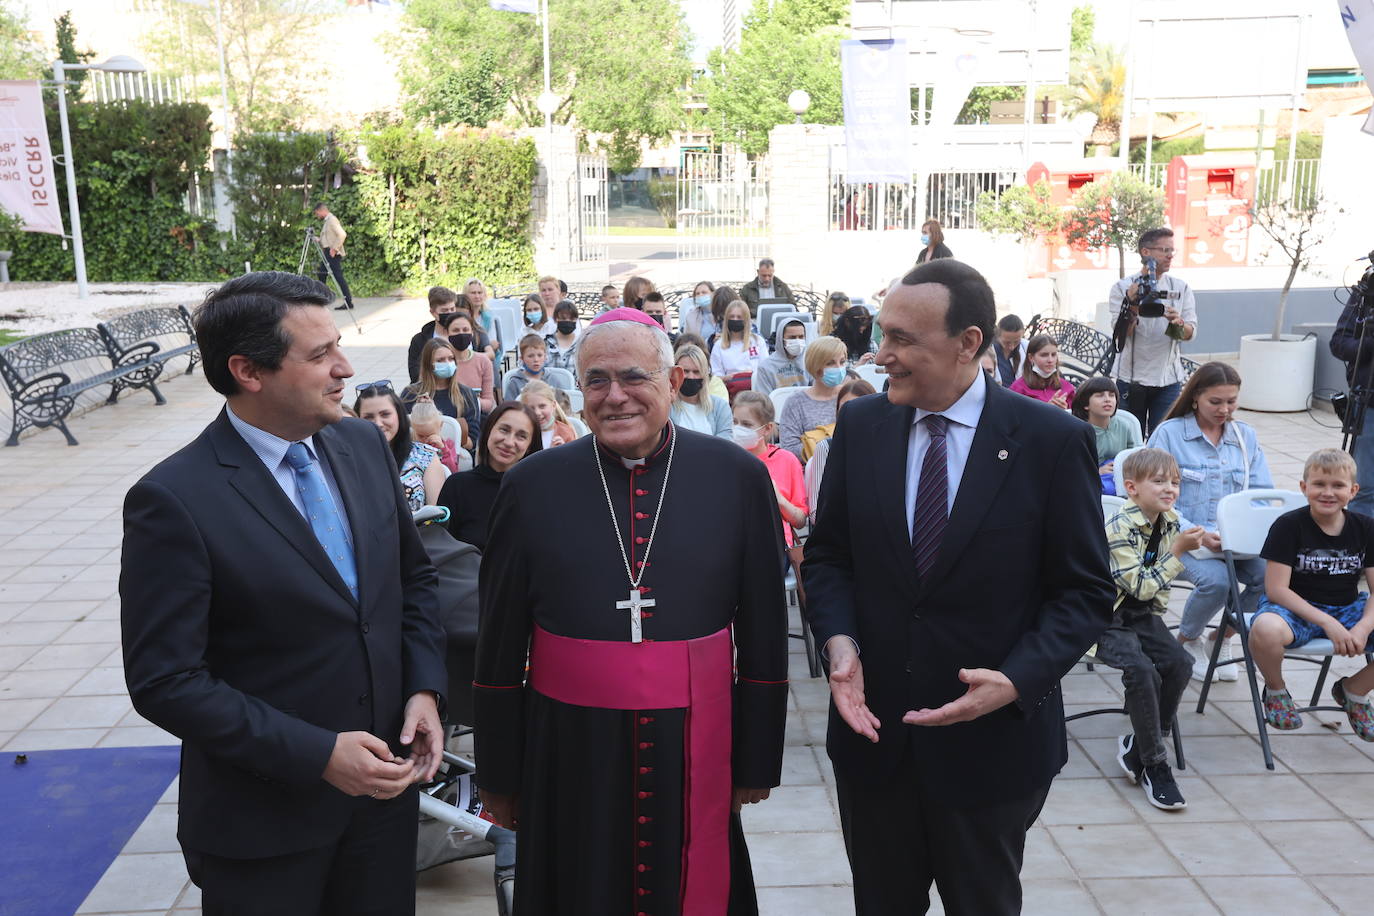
left=7, top=105, right=539, bottom=295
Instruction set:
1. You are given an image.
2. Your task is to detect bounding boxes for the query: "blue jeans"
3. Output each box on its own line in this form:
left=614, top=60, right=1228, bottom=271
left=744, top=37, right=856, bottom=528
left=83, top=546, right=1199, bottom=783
left=1351, top=430, right=1374, bottom=519
left=1176, top=552, right=1265, bottom=640
left=1116, top=380, right=1182, bottom=438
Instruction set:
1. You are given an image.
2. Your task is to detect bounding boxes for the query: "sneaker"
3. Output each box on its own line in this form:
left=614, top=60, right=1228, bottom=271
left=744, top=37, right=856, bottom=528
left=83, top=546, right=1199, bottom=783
left=1141, top=763, right=1187, bottom=810
left=1116, top=735, right=1144, bottom=784
left=1181, top=638, right=1214, bottom=683
left=1332, top=677, right=1374, bottom=742
left=1214, top=637, right=1238, bottom=681
left=1262, top=688, right=1303, bottom=730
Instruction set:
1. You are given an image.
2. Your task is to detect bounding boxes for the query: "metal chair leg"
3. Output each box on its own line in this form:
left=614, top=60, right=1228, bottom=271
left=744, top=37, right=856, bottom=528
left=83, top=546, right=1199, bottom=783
left=1171, top=715, right=1185, bottom=770
left=1310, top=656, right=1334, bottom=708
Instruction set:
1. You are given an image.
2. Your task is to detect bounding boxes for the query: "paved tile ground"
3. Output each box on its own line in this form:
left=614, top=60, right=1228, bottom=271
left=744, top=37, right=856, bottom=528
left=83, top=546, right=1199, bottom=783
left=2, top=296, right=1369, bottom=915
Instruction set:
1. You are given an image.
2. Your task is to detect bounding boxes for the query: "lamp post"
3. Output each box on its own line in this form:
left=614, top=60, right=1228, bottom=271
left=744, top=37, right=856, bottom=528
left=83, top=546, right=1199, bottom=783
left=536, top=90, right=562, bottom=259
left=51, top=54, right=147, bottom=299
left=788, top=89, right=811, bottom=125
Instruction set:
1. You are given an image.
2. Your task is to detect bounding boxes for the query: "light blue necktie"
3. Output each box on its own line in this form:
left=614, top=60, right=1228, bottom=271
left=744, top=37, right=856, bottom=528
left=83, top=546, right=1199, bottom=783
left=285, top=442, right=358, bottom=600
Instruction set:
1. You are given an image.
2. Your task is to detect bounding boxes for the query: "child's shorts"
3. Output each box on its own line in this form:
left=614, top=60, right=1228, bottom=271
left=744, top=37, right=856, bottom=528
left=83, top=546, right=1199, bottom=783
left=1253, top=596, right=1374, bottom=649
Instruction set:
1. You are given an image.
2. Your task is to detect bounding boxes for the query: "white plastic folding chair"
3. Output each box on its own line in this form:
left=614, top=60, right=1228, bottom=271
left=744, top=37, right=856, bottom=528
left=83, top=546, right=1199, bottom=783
left=1199, top=488, right=1355, bottom=769
left=854, top=363, right=886, bottom=389
left=1111, top=446, right=1144, bottom=498
left=758, top=304, right=798, bottom=341
left=1101, top=494, right=1126, bottom=522
left=769, top=385, right=804, bottom=419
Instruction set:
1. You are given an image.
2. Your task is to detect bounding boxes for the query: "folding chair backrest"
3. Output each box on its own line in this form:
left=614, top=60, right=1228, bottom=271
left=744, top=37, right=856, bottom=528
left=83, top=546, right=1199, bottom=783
left=1101, top=494, right=1127, bottom=522
left=1112, top=446, right=1144, bottom=497
left=486, top=304, right=521, bottom=355
left=770, top=386, right=804, bottom=418
left=1216, top=489, right=1308, bottom=556
left=854, top=363, right=887, bottom=389
left=758, top=304, right=797, bottom=340
left=1116, top=407, right=1142, bottom=444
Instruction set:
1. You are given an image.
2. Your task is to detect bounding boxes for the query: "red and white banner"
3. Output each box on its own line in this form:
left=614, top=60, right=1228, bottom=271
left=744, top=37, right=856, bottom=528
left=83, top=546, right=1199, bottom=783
left=0, top=81, right=64, bottom=236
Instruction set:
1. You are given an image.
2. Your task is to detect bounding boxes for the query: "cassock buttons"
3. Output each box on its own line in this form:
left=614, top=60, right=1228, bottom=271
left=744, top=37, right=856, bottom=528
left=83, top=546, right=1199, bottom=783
left=635, top=536, right=647, bottom=545
left=638, top=815, right=651, bottom=824
left=638, top=790, right=653, bottom=799
left=639, top=766, right=652, bottom=774
left=636, top=489, right=648, bottom=496
left=635, top=511, right=649, bottom=520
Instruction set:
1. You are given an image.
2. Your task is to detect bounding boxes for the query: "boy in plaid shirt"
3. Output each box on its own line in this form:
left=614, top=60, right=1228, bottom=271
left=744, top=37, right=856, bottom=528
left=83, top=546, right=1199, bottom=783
left=1101, top=448, right=1204, bottom=809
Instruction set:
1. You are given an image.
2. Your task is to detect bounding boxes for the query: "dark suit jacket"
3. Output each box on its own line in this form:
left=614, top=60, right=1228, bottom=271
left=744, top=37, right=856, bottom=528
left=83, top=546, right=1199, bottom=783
left=802, top=377, right=1113, bottom=805
left=120, top=410, right=446, bottom=858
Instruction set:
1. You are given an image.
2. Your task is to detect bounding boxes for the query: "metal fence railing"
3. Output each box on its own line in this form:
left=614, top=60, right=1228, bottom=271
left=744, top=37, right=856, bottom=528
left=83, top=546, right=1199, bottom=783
left=1128, top=159, right=1322, bottom=210
left=828, top=170, right=1020, bottom=232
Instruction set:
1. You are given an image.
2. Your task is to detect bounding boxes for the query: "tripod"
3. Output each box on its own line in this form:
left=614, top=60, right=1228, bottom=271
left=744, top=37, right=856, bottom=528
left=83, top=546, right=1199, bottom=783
left=298, top=226, right=361, bottom=334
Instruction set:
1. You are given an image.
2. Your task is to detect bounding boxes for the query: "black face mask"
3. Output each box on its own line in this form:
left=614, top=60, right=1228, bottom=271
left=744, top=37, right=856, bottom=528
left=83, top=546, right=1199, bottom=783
left=449, top=332, right=473, bottom=351
left=556, top=320, right=577, bottom=335
left=648, top=313, right=666, bottom=326
left=679, top=378, right=704, bottom=397
left=727, top=319, right=746, bottom=333
left=435, top=311, right=458, bottom=329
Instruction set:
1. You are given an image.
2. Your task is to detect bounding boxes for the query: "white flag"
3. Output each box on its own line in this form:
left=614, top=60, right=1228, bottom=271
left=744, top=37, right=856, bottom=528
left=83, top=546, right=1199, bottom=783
left=490, top=0, right=538, bottom=12
left=1338, top=0, right=1374, bottom=135
left=0, top=81, right=65, bottom=236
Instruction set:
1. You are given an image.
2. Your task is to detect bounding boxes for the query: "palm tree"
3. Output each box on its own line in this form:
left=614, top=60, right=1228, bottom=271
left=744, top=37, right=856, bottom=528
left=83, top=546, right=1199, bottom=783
left=1061, top=42, right=1126, bottom=156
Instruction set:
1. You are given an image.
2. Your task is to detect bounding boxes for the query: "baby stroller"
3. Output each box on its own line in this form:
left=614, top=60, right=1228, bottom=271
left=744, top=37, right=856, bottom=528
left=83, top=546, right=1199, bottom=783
left=411, top=506, right=515, bottom=915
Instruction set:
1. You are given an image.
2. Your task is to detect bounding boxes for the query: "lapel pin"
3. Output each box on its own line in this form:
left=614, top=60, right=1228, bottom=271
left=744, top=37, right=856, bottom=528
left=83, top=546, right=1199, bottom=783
left=997, top=449, right=1009, bottom=461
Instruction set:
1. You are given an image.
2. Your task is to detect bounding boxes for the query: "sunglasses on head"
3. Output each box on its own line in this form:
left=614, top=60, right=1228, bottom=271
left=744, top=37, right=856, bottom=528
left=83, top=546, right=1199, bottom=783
left=354, top=379, right=393, bottom=394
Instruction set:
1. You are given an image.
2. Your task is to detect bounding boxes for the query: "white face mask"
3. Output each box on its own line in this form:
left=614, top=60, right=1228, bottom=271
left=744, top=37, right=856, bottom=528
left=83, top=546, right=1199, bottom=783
left=731, top=424, right=762, bottom=450
left=782, top=338, right=804, bottom=358
left=1031, top=364, right=1057, bottom=379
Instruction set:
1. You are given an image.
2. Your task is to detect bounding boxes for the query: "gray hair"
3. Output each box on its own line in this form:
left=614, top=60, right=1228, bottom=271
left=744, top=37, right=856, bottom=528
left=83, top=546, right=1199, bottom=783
left=576, top=320, right=675, bottom=381
left=759, top=257, right=774, bottom=268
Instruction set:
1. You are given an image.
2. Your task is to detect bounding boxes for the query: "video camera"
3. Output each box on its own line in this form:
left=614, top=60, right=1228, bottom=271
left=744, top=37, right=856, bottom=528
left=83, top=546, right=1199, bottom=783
left=1134, top=257, right=1168, bottom=318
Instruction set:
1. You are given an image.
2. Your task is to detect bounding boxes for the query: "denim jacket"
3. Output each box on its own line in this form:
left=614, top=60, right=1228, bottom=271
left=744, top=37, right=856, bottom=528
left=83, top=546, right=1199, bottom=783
left=1146, top=415, right=1271, bottom=532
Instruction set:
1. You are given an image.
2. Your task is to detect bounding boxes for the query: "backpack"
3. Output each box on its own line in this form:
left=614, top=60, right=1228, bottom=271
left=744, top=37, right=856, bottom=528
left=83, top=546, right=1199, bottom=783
left=800, top=423, right=835, bottom=462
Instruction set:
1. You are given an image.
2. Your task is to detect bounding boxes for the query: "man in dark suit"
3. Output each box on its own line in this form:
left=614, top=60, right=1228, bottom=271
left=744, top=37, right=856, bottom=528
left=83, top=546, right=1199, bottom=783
left=803, top=259, right=1113, bottom=915
left=120, top=271, right=447, bottom=915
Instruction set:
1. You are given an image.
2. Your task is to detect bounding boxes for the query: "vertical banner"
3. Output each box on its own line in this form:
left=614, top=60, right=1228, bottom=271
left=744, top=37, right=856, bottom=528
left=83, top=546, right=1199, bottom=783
left=0, top=81, right=64, bottom=236
left=1338, top=1, right=1374, bottom=135
left=841, top=39, right=911, bottom=183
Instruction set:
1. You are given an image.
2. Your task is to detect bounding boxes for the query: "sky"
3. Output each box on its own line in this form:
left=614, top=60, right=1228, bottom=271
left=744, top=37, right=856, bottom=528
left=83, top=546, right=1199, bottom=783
left=680, top=0, right=724, bottom=57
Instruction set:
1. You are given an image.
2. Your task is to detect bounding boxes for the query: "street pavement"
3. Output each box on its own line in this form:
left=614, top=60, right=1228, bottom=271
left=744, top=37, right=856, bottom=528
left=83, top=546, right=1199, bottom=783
left=2, top=295, right=1372, bottom=915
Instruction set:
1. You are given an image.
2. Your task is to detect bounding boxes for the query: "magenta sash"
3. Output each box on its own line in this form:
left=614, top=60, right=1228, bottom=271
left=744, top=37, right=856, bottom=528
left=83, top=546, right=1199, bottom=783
left=530, top=625, right=732, bottom=915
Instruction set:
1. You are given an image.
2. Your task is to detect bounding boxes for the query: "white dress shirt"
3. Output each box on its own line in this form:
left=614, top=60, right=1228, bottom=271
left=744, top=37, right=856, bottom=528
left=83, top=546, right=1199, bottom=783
left=904, top=371, right=987, bottom=537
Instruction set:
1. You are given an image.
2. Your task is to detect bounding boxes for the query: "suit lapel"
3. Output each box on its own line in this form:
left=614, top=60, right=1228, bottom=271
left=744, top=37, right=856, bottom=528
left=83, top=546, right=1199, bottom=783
left=314, top=424, right=367, bottom=608
left=873, top=398, right=921, bottom=600
left=210, top=411, right=357, bottom=607
left=919, top=378, right=1021, bottom=596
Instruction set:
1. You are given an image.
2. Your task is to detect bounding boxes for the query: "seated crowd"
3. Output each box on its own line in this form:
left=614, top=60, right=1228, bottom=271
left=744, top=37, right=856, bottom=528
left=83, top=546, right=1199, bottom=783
left=363, top=247, right=1374, bottom=814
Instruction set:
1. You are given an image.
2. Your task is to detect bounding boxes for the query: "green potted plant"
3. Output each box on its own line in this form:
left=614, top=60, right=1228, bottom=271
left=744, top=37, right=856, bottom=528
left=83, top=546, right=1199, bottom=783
left=0, top=208, right=23, bottom=284
left=1237, top=193, right=1333, bottom=411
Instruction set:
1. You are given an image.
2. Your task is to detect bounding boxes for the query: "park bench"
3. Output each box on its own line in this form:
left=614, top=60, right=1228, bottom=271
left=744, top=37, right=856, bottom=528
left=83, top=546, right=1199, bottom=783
left=1028, top=314, right=1116, bottom=378
left=98, top=305, right=201, bottom=381
left=0, top=323, right=172, bottom=447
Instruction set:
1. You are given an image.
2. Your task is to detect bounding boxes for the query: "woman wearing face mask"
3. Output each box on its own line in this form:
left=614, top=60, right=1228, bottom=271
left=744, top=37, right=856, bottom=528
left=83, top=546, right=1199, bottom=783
left=732, top=391, right=808, bottom=548
left=916, top=219, right=953, bottom=264
left=438, top=311, right=496, bottom=411
left=833, top=304, right=878, bottom=367
left=710, top=300, right=768, bottom=396
left=779, top=336, right=850, bottom=459
left=682, top=281, right=717, bottom=339
left=819, top=292, right=850, bottom=337
left=1147, top=362, right=1272, bottom=683
left=544, top=301, right=581, bottom=371
left=1009, top=333, right=1074, bottom=410
left=523, top=292, right=555, bottom=337
left=754, top=318, right=811, bottom=396
left=437, top=402, right=544, bottom=551
left=354, top=384, right=445, bottom=511
left=621, top=275, right=654, bottom=311
left=403, top=339, right=483, bottom=450
left=668, top=343, right=732, bottom=439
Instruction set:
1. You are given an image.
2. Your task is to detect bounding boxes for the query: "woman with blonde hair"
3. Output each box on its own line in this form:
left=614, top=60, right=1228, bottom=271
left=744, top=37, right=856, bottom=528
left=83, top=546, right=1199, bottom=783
left=462, top=277, right=500, bottom=360
left=779, top=335, right=850, bottom=459
left=710, top=299, right=768, bottom=396
left=669, top=343, right=732, bottom=438
left=519, top=379, right=576, bottom=449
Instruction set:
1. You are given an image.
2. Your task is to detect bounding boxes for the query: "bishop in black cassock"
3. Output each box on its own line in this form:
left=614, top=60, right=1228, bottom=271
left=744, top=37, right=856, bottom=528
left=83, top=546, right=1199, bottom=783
left=473, top=310, right=789, bottom=915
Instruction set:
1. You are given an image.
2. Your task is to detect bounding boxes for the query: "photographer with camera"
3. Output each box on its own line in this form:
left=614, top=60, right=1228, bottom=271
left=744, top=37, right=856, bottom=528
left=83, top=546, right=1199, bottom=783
left=312, top=202, right=355, bottom=311
left=1330, top=257, right=1374, bottom=517
left=1111, top=228, right=1197, bottom=436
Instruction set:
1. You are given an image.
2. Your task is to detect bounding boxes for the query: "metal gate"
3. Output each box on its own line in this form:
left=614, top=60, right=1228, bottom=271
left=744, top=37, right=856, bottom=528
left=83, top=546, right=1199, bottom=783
left=675, top=150, right=767, bottom=261
left=568, top=154, right=608, bottom=263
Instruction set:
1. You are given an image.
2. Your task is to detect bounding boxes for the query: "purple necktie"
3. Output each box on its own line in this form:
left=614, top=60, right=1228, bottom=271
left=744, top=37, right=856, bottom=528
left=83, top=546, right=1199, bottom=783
left=911, top=414, right=948, bottom=578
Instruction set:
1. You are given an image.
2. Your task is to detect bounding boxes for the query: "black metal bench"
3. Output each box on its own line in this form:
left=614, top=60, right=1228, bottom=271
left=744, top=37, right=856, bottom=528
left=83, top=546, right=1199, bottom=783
left=98, top=305, right=201, bottom=380
left=0, top=326, right=168, bottom=447
left=1027, top=315, right=1116, bottom=378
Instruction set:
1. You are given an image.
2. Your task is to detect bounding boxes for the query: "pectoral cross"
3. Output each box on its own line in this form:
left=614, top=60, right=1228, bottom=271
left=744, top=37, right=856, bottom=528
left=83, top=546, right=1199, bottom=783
left=616, top=587, right=656, bottom=644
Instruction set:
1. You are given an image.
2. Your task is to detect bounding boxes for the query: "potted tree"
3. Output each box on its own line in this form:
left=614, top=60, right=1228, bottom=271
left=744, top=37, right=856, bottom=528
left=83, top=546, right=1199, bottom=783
left=1237, top=193, right=1333, bottom=411
left=0, top=208, right=22, bottom=285
left=1061, top=171, right=1166, bottom=279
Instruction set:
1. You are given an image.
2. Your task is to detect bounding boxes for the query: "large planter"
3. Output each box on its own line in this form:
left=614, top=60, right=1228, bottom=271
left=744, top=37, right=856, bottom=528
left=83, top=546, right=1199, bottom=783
left=1237, top=333, right=1316, bottom=412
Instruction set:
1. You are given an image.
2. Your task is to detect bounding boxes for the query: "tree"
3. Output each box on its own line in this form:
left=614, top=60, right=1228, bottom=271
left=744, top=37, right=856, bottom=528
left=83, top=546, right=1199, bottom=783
left=0, top=1, right=43, bottom=80
left=974, top=180, right=1061, bottom=243
left=51, top=12, right=96, bottom=90
left=957, top=86, right=1022, bottom=125
left=398, top=0, right=691, bottom=171
left=704, top=0, right=847, bottom=155
left=1062, top=172, right=1164, bottom=278
left=1070, top=5, right=1095, bottom=55
left=141, top=0, right=334, bottom=130
left=1060, top=42, right=1126, bottom=156
left=1249, top=195, right=1336, bottom=340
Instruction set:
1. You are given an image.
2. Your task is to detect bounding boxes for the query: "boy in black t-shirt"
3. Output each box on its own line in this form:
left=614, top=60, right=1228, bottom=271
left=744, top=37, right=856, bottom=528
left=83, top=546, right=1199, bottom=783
left=1253, top=449, right=1374, bottom=740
